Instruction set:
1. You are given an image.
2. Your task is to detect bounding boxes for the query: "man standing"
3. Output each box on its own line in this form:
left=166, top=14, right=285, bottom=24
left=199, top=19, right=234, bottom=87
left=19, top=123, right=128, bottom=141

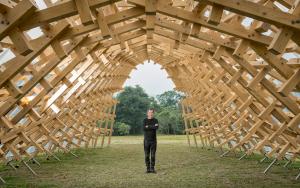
left=143, top=108, right=159, bottom=173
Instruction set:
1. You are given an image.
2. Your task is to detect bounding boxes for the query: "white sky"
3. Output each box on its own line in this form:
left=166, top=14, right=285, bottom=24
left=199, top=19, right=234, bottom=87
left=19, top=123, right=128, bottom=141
left=122, top=60, right=175, bottom=97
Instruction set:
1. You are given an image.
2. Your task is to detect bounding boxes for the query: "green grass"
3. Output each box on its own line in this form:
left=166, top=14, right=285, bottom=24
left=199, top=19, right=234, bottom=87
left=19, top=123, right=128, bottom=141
left=0, top=135, right=299, bottom=188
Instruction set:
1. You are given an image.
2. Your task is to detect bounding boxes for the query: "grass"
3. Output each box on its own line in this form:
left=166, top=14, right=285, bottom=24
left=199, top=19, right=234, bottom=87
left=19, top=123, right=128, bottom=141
left=0, top=135, right=299, bottom=188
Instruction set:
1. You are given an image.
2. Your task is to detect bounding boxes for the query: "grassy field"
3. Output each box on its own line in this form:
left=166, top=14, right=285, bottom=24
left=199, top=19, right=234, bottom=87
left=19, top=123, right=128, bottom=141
left=0, top=135, right=299, bottom=188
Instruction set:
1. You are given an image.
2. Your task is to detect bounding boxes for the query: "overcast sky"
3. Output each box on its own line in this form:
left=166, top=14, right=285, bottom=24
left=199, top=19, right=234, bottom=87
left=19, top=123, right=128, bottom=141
left=122, top=60, right=175, bottom=97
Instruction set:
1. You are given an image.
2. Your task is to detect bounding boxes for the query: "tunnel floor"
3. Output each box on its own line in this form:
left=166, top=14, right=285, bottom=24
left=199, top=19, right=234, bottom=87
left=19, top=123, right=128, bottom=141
left=0, top=135, right=299, bottom=188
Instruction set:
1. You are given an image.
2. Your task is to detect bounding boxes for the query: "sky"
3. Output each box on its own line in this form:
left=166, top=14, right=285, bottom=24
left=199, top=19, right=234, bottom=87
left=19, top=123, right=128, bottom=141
left=122, top=60, right=175, bottom=97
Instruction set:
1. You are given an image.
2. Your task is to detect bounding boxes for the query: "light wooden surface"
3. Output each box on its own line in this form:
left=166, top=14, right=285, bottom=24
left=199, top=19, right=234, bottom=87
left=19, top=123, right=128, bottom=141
left=0, top=0, right=299, bottom=179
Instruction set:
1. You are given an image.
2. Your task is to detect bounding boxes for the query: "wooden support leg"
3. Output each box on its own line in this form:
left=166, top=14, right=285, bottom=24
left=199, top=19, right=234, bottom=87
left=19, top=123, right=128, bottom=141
left=108, top=104, right=117, bottom=147
left=238, top=153, right=247, bottom=160
left=107, top=122, right=115, bottom=147
left=199, top=134, right=205, bottom=148
left=93, top=133, right=99, bottom=148
left=220, top=150, right=230, bottom=157
left=69, top=150, right=79, bottom=158
left=30, top=158, right=41, bottom=167
left=101, top=134, right=105, bottom=148
left=0, top=176, right=6, bottom=184
left=233, top=150, right=238, bottom=157
left=296, top=170, right=300, bottom=180
left=100, top=119, right=109, bottom=148
left=283, top=160, right=291, bottom=168
left=218, top=145, right=224, bottom=153
left=259, top=156, right=268, bottom=163
left=52, top=153, right=61, bottom=161
left=46, top=153, right=61, bottom=161
left=193, top=134, right=198, bottom=147
left=107, top=130, right=113, bottom=147
left=264, top=158, right=277, bottom=174
left=7, top=161, right=17, bottom=171
left=186, top=132, right=191, bottom=147
left=22, top=160, right=37, bottom=176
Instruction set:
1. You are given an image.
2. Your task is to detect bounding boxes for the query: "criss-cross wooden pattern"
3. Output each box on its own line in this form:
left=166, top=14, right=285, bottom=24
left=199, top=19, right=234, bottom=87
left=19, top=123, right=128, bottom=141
left=0, top=0, right=299, bottom=180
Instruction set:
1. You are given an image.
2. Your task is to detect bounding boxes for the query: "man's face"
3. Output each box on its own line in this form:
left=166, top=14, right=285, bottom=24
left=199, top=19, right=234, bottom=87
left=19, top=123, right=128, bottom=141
left=147, top=110, right=154, bottom=118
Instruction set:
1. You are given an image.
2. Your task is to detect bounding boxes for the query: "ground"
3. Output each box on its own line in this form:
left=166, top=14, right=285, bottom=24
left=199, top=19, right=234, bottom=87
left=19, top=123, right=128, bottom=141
left=0, top=135, right=299, bottom=188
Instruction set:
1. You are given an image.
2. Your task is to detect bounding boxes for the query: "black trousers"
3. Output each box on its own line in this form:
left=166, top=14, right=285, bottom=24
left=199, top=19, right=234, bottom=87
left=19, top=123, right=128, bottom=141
left=143, top=140, right=157, bottom=167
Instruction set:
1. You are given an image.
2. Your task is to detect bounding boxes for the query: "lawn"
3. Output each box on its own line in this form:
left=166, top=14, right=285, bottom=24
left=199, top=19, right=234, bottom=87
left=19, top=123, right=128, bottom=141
left=0, top=135, right=299, bottom=188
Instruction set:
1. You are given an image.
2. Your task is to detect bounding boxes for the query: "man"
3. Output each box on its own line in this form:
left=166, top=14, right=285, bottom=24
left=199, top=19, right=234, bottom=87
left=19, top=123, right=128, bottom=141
left=143, top=108, right=159, bottom=173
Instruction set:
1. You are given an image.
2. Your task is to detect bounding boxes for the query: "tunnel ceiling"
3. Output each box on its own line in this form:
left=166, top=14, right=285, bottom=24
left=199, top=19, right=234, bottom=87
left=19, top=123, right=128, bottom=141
left=0, top=0, right=300, bottom=176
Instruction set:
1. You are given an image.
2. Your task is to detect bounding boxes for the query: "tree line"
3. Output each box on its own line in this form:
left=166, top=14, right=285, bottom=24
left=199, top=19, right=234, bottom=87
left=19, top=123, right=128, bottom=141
left=112, top=85, right=185, bottom=136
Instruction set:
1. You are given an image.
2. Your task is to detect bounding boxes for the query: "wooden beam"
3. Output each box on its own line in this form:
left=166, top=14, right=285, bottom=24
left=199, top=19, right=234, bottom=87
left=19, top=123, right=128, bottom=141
left=145, top=0, right=157, bottom=43
left=19, top=0, right=122, bottom=30
left=200, top=0, right=300, bottom=31
left=74, top=0, right=94, bottom=26
left=0, top=0, right=36, bottom=40
left=9, top=27, right=32, bottom=56
left=96, top=8, right=111, bottom=39
left=208, top=3, right=224, bottom=25
left=0, top=21, right=69, bottom=88
left=128, top=0, right=273, bottom=45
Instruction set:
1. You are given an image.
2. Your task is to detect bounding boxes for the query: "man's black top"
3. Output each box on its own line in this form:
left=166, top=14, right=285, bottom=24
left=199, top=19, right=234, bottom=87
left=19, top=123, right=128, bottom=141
left=143, top=117, right=159, bottom=142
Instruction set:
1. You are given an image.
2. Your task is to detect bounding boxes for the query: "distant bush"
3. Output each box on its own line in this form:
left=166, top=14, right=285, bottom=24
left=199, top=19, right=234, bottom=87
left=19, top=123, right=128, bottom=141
left=113, top=122, right=131, bottom=136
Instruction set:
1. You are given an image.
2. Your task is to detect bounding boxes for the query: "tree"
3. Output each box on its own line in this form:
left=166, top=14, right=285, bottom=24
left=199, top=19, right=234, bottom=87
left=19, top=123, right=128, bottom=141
left=115, top=85, right=150, bottom=134
left=114, top=86, right=185, bottom=135
left=155, top=90, right=185, bottom=134
left=156, top=107, right=184, bottom=134
left=156, top=90, right=184, bottom=108
left=149, top=96, right=162, bottom=113
left=113, top=122, right=131, bottom=136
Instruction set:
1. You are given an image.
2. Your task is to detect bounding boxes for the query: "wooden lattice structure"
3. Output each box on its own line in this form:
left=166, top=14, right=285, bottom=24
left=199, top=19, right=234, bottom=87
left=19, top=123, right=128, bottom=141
left=0, top=0, right=299, bottom=182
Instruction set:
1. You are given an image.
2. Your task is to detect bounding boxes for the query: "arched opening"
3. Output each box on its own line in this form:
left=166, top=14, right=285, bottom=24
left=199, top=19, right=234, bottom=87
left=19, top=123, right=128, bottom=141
left=0, top=0, right=299, bottom=186
left=122, top=60, right=175, bottom=97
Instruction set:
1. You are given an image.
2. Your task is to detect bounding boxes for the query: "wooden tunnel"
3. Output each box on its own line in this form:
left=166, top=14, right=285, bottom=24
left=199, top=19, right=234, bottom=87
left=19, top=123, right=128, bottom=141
left=0, top=0, right=300, bottom=181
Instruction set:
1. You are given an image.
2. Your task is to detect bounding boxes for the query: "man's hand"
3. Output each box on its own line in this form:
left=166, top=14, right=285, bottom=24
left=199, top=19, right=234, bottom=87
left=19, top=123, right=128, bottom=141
left=144, top=124, right=158, bottom=129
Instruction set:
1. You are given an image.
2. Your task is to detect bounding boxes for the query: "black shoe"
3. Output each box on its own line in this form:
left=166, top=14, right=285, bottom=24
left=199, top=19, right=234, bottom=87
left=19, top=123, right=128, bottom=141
left=145, top=167, right=151, bottom=173
left=150, top=166, right=156, bottom=173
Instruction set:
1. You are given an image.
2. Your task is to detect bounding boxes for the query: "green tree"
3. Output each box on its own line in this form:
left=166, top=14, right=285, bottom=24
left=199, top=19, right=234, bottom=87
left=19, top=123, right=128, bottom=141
left=114, top=87, right=185, bottom=135
left=156, top=107, right=184, bottom=134
left=113, top=122, right=131, bottom=136
left=149, top=96, right=161, bottom=113
left=156, top=90, right=185, bottom=134
left=115, top=85, right=150, bottom=134
left=156, top=90, right=184, bottom=108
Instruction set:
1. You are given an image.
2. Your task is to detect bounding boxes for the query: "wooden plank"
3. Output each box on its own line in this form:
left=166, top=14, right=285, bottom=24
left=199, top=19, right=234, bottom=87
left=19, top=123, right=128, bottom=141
left=96, top=8, right=111, bottom=39
left=208, top=4, right=223, bottom=25
left=4, top=80, right=23, bottom=98
left=0, top=116, right=13, bottom=129
left=19, top=0, right=122, bottom=30
left=0, top=0, right=36, bottom=40
left=9, top=27, right=32, bottom=56
left=129, top=0, right=273, bottom=45
left=0, top=21, right=70, bottom=88
left=200, top=0, right=300, bottom=30
left=267, top=27, right=293, bottom=55
left=74, top=0, right=94, bottom=26
left=278, top=68, right=300, bottom=96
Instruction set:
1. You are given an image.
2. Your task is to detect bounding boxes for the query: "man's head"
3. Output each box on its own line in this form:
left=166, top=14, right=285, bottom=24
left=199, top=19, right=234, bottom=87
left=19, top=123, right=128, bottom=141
left=147, top=108, right=155, bottom=119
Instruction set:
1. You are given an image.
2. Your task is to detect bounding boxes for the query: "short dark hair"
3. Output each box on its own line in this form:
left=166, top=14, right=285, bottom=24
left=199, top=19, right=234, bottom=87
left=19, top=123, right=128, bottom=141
left=148, top=108, right=155, bottom=113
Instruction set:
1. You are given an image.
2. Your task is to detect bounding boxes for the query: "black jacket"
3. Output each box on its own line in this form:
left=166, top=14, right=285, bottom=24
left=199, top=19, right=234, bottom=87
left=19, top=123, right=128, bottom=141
left=143, top=117, right=159, bottom=142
